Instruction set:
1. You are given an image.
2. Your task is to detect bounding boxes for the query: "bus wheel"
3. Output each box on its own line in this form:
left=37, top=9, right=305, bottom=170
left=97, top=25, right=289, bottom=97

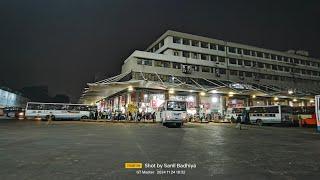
left=81, top=116, right=89, bottom=119
left=256, top=119, right=263, bottom=126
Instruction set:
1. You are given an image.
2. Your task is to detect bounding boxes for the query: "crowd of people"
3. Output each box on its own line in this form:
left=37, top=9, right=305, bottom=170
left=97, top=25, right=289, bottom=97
left=89, top=110, right=157, bottom=122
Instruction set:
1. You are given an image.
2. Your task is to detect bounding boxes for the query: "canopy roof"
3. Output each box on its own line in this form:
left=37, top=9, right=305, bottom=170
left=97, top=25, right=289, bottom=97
left=80, top=71, right=318, bottom=104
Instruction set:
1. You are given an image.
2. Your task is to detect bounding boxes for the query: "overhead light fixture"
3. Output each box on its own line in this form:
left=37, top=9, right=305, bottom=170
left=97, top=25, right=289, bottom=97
left=144, top=94, right=148, bottom=98
left=169, top=88, right=175, bottom=94
left=288, top=90, right=294, bottom=95
left=274, top=97, right=279, bottom=101
left=310, top=99, right=315, bottom=103
left=228, top=94, right=234, bottom=97
left=128, top=86, right=133, bottom=92
left=211, top=90, right=218, bottom=94
left=293, top=98, right=297, bottom=102
left=200, top=91, right=206, bottom=96
left=212, top=97, right=218, bottom=103
left=252, top=95, right=256, bottom=98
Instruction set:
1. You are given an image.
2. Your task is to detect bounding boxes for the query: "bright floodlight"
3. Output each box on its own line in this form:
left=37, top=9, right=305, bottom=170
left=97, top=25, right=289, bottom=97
left=128, top=86, right=133, bottom=92
left=169, top=88, right=175, bottom=94
left=212, top=97, right=218, bottom=103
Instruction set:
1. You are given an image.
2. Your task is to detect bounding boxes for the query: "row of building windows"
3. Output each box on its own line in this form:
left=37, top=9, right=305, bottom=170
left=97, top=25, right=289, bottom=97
left=148, top=39, right=165, bottom=53
left=228, top=46, right=320, bottom=68
left=228, top=58, right=320, bottom=76
left=170, top=50, right=320, bottom=77
left=172, top=36, right=320, bottom=68
left=136, top=59, right=320, bottom=81
left=173, top=37, right=225, bottom=51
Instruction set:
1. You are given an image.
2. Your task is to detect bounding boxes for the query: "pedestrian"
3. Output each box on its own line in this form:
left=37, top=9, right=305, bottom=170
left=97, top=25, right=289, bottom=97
left=94, top=110, right=98, bottom=120
left=230, top=115, right=235, bottom=123
left=236, top=114, right=242, bottom=130
left=128, top=112, right=132, bottom=121
left=47, top=112, right=53, bottom=126
left=152, top=112, right=156, bottom=123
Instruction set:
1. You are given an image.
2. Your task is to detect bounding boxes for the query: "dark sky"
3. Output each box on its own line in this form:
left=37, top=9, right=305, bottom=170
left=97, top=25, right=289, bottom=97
left=1, top=0, right=319, bottom=102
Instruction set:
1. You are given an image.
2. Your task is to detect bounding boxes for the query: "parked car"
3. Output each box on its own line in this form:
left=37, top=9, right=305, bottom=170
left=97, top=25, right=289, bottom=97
left=4, top=107, right=25, bottom=119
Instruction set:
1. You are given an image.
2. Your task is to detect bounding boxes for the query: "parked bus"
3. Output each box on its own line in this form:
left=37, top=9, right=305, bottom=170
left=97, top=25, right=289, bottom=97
left=247, top=105, right=293, bottom=125
left=25, top=102, right=96, bottom=120
left=159, top=100, right=187, bottom=128
left=316, top=95, right=320, bottom=132
left=225, top=107, right=245, bottom=123
left=292, top=106, right=316, bottom=127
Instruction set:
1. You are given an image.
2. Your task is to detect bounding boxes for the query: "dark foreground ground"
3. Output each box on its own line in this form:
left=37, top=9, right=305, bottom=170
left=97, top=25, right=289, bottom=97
left=0, top=119, right=319, bottom=180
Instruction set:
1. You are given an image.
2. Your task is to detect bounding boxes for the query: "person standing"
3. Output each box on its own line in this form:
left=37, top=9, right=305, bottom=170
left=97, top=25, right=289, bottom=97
left=47, top=112, right=53, bottom=126
left=236, top=114, right=242, bottom=130
left=230, top=115, right=235, bottom=123
left=152, top=112, right=156, bottom=123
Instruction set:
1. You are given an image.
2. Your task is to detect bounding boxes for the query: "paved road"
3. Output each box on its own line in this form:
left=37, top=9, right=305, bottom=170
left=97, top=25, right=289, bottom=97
left=0, top=119, right=319, bottom=180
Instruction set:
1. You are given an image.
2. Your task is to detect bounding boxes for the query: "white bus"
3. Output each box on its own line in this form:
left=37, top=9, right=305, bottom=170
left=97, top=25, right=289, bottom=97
left=159, top=100, right=187, bottom=128
left=25, top=102, right=96, bottom=120
left=225, top=107, right=245, bottom=123
left=316, top=95, right=320, bottom=132
left=248, top=105, right=293, bottom=126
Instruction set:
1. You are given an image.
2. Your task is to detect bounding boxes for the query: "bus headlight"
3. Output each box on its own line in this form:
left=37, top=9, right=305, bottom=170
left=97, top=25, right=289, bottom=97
left=18, top=112, right=24, bottom=116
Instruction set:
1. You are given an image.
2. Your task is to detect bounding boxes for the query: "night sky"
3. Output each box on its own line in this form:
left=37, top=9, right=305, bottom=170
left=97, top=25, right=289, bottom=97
left=1, top=0, right=319, bottom=102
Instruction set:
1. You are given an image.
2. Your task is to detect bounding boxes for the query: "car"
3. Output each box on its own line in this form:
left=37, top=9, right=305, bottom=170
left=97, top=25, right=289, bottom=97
left=3, top=107, right=25, bottom=119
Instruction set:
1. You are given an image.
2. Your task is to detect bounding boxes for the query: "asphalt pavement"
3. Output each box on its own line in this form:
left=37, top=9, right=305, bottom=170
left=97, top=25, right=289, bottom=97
left=0, top=119, right=319, bottom=180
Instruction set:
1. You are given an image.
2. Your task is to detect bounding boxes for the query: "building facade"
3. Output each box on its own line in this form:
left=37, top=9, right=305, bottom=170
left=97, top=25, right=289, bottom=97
left=0, top=87, right=29, bottom=108
left=81, top=30, right=320, bottom=116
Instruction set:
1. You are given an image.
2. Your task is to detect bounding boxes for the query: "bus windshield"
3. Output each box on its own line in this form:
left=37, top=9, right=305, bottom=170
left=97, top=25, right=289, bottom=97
left=167, top=101, right=186, bottom=111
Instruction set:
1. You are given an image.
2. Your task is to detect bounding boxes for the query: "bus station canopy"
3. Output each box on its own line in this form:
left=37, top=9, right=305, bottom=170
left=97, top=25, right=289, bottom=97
left=80, top=71, right=319, bottom=104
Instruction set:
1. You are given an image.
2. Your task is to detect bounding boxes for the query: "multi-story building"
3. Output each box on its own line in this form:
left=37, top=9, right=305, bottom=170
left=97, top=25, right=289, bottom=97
left=81, top=30, right=320, bottom=115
